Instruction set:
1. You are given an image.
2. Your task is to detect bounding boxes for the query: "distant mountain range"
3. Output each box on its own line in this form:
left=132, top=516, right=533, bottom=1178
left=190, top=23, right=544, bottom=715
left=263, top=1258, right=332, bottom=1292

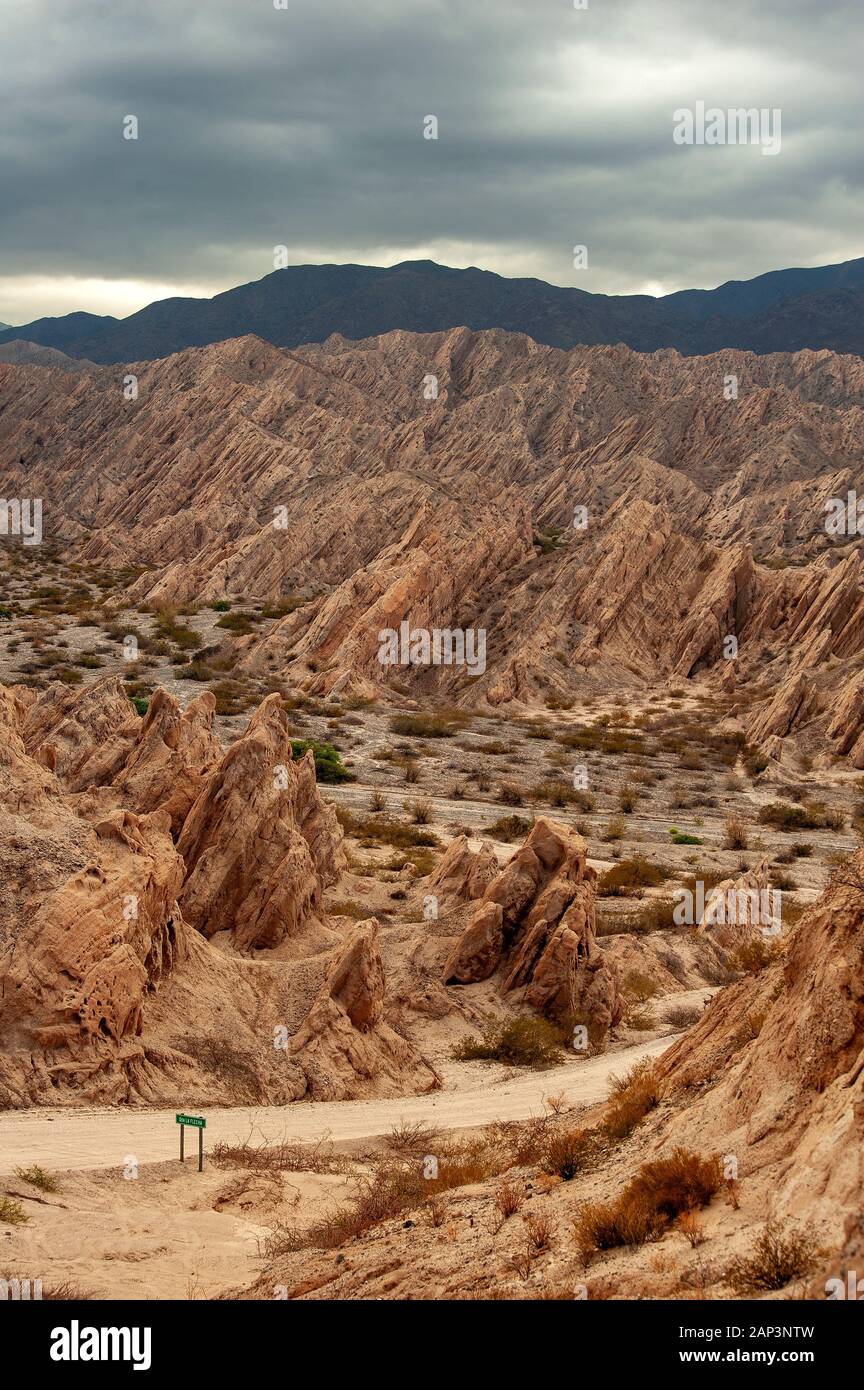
left=2, top=255, right=864, bottom=364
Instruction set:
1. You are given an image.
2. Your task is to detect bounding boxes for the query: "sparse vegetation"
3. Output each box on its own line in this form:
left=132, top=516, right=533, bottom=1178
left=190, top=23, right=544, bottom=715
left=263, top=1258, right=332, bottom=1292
left=725, top=1218, right=822, bottom=1293
left=451, top=1016, right=565, bottom=1068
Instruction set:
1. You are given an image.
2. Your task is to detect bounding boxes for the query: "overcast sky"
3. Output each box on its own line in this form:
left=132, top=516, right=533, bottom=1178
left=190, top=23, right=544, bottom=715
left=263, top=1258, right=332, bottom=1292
left=1, top=0, right=861, bottom=324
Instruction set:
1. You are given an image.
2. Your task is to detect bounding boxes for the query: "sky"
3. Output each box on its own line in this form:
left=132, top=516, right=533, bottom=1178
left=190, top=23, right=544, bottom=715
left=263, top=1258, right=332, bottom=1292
left=1, top=0, right=862, bottom=324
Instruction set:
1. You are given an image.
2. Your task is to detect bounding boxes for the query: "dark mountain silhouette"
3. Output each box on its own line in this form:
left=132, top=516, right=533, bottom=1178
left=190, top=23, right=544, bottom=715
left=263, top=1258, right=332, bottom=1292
left=2, top=256, right=864, bottom=364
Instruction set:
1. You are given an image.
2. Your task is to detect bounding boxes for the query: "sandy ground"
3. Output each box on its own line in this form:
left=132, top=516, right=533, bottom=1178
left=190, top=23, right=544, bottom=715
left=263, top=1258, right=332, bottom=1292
left=0, top=1036, right=672, bottom=1175
left=0, top=1035, right=675, bottom=1300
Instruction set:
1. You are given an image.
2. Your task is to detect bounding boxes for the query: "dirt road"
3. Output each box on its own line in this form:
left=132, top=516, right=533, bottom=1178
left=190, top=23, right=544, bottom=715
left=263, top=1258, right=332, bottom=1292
left=0, top=1036, right=671, bottom=1175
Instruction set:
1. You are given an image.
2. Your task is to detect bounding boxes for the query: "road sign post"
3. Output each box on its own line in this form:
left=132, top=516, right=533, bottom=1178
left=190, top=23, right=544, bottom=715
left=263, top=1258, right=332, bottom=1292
left=176, top=1113, right=206, bottom=1172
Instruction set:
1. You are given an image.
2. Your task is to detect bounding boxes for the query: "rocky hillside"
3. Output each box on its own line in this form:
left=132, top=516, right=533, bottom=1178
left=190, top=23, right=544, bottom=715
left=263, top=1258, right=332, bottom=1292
left=1, top=328, right=863, bottom=766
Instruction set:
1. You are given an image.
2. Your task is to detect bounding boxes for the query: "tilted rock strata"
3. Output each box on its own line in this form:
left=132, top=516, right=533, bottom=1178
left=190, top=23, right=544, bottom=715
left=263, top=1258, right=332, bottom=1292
left=443, top=818, right=623, bottom=1034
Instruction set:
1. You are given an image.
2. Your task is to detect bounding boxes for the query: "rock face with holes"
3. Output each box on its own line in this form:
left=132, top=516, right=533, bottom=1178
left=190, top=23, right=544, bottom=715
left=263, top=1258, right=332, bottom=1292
left=443, top=818, right=622, bottom=1035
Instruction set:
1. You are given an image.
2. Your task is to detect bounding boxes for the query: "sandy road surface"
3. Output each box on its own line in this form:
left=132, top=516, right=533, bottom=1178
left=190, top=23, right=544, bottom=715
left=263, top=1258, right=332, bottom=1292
left=0, top=1037, right=671, bottom=1175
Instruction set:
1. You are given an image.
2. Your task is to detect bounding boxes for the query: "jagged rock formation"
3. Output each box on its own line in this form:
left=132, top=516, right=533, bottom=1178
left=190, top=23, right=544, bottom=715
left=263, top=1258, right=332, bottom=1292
left=426, top=835, right=499, bottom=912
left=288, top=919, right=440, bottom=1100
left=696, top=858, right=781, bottom=957
left=2, top=329, right=863, bottom=758
left=177, top=694, right=344, bottom=953
left=443, top=819, right=622, bottom=1033
left=0, top=679, right=434, bottom=1108
left=110, top=688, right=221, bottom=834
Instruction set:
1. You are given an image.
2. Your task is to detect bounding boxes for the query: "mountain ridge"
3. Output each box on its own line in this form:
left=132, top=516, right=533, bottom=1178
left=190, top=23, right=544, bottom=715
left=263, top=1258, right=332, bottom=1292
left=3, top=254, right=864, bottom=364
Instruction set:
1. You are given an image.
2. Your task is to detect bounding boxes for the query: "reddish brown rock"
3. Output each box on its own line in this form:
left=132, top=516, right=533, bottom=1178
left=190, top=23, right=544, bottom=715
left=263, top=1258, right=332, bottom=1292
left=427, top=835, right=498, bottom=912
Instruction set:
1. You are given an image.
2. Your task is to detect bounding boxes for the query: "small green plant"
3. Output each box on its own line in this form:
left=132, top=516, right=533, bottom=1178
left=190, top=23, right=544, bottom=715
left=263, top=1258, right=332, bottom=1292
left=668, top=827, right=703, bottom=845
left=0, top=1196, right=29, bottom=1225
left=14, top=1164, right=59, bottom=1193
left=290, top=739, right=354, bottom=783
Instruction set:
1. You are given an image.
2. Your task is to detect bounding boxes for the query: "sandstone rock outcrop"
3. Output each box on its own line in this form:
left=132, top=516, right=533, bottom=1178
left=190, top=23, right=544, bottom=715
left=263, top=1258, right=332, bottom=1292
left=0, top=681, right=420, bottom=1108
left=177, top=694, right=345, bottom=953
left=110, top=688, right=221, bottom=834
left=426, top=835, right=498, bottom=912
left=697, top=858, right=782, bottom=957
left=3, top=332, right=864, bottom=756
left=659, top=852, right=864, bottom=1230
left=443, top=818, right=622, bottom=1034
left=288, top=919, right=439, bottom=1100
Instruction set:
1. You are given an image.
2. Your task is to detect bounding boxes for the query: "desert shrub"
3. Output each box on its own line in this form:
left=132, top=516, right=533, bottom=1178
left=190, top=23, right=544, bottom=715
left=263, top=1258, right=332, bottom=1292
left=665, top=1002, right=703, bottom=1029
left=404, top=796, right=434, bottom=825
left=498, top=782, right=523, bottom=806
left=678, top=1210, right=707, bottom=1247
left=290, top=739, right=354, bottom=783
left=603, top=1059, right=660, bottom=1139
left=622, top=969, right=660, bottom=1003
left=129, top=695, right=148, bottom=717
left=485, top=814, right=533, bottom=842
left=727, top=938, right=782, bottom=975
left=603, top=815, right=626, bottom=842
left=215, top=610, right=260, bottom=634
left=572, top=1199, right=664, bottom=1255
left=758, top=801, right=843, bottom=832
left=622, top=1149, right=722, bottom=1221
left=618, top=785, right=638, bottom=813
left=573, top=1149, right=720, bottom=1256
left=335, top=806, right=439, bottom=851
left=368, top=788, right=388, bottom=813
left=633, top=898, right=678, bottom=932
left=212, top=1135, right=340, bottom=1173
left=451, top=1016, right=565, bottom=1068
left=494, top=1179, right=524, bottom=1218
left=668, top=827, right=703, bottom=845
left=14, top=1164, right=59, bottom=1193
left=0, top=1197, right=29, bottom=1226
left=627, top=1005, right=656, bottom=1031
left=540, top=1129, right=593, bottom=1181
left=174, top=661, right=213, bottom=682
left=598, top=856, right=667, bottom=896
left=524, top=1211, right=556, bottom=1249
left=725, top=1219, right=822, bottom=1293
left=390, top=713, right=466, bottom=738
left=723, top=815, right=749, bottom=850
left=385, top=1120, right=441, bottom=1156
left=210, top=600, right=231, bottom=612
left=328, top=900, right=370, bottom=920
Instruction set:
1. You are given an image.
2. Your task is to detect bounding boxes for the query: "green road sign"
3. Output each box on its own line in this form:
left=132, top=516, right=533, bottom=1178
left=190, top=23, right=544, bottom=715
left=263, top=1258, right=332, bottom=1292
left=175, top=1113, right=206, bottom=1128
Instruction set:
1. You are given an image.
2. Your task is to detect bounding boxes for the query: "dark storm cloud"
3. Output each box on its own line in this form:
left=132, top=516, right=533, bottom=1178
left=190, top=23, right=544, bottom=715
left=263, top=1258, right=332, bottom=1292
left=0, top=0, right=862, bottom=320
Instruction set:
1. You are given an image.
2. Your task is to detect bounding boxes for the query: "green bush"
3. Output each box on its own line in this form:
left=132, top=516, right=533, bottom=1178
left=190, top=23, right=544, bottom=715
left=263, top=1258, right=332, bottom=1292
left=668, top=827, right=703, bottom=845
left=290, top=739, right=354, bottom=783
